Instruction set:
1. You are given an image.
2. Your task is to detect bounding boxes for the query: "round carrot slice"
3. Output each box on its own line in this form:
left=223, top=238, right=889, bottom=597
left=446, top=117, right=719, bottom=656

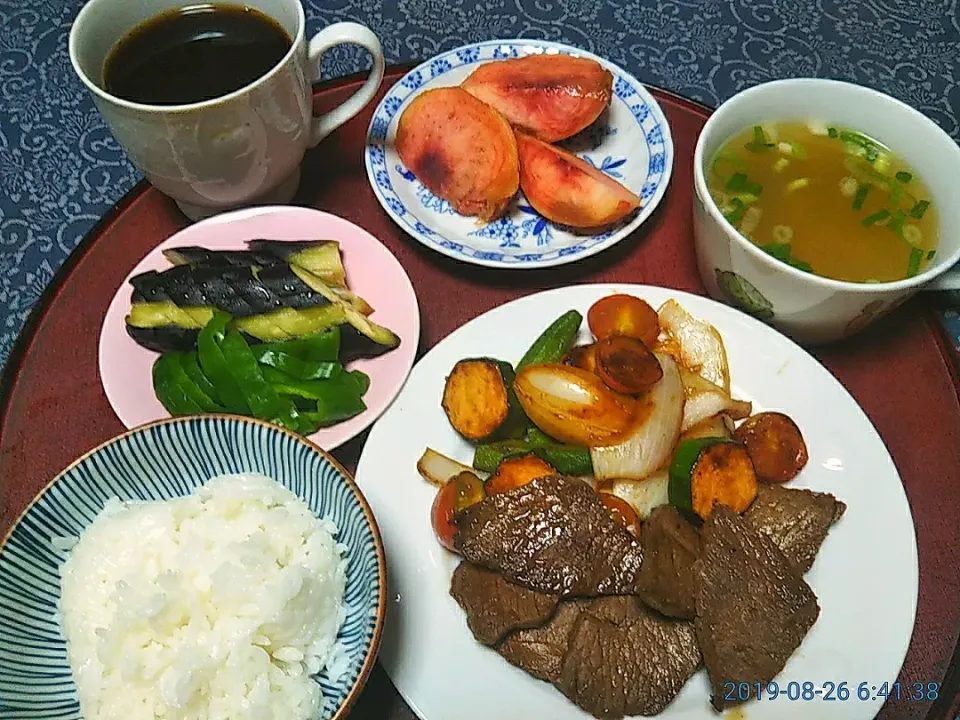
left=587, top=294, right=660, bottom=346
left=599, top=492, right=641, bottom=535
left=484, top=453, right=556, bottom=495
left=733, top=412, right=809, bottom=483
left=595, top=336, right=663, bottom=395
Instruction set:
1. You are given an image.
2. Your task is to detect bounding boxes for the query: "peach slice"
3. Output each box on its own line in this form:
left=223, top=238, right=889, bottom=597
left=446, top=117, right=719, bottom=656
left=395, top=87, right=519, bottom=222
left=516, top=132, right=641, bottom=229
left=461, top=54, right=613, bottom=143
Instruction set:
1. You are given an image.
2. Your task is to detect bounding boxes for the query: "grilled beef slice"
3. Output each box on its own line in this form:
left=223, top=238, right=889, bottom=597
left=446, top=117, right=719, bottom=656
left=453, top=475, right=644, bottom=596
left=558, top=600, right=701, bottom=719
left=745, top=484, right=846, bottom=574
left=497, top=597, right=636, bottom=684
left=696, top=505, right=820, bottom=711
left=635, top=504, right=701, bottom=619
left=498, top=600, right=590, bottom=683
left=450, top=562, right=560, bottom=645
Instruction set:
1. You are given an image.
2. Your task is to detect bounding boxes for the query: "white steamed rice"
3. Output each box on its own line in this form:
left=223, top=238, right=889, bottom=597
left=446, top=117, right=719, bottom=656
left=55, top=472, right=348, bottom=720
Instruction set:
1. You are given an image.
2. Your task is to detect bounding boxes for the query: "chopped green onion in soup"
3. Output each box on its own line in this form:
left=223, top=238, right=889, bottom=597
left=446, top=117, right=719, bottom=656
left=902, top=224, right=923, bottom=246
left=909, top=200, right=930, bottom=219
left=839, top=176, right=859, bottom=198
left=852, top=184, right=870, bottom=210
left=907, top=247, right=923, bottom=277
left=862, top=209, right=891, bottom=226
left=845, top=142, right=867, bottom=158
left=889, top=211, right=907, bottom=234
left=740, top=206, right=763, bottom=235
left=771, top=225, right=794, bottom=243
left=706, top=120, right=938, bottom=283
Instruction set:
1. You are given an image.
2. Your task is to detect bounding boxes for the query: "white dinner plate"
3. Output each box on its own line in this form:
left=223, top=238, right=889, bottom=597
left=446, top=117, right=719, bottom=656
left=354, top=284, right=918, bottom=720
left=364, top=40, right=674, bottom=269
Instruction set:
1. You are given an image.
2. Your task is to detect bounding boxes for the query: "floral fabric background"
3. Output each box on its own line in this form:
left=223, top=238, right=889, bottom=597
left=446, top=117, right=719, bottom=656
left=1, top=0, right=959, bottom=367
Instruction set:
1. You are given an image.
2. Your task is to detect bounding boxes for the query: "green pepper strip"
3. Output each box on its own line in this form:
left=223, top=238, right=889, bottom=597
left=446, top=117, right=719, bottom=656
left=265, top=327, right=342, bottom=362
left=251, top=346, right=342, bottom=381
left=197, top=313, right=250, bottom=413
left=180, top=352, right=219, bottom=401
left=218, top=329, right=300, bottom=430
left=263, top=367, right=367, bottom=431
left=153, top=354, right=207, bottom=415
left=349, top=370, right=371, bottom=396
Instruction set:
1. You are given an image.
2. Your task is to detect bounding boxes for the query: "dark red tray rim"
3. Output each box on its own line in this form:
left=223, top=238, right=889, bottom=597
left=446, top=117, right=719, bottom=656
left=1, top=63, right=958, bottom=719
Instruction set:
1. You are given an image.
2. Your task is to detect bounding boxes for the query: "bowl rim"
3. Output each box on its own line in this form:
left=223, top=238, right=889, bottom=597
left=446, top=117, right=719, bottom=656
left=0, top=413, right=386, bottom=720
left=692, top=76, right=960, bottom=294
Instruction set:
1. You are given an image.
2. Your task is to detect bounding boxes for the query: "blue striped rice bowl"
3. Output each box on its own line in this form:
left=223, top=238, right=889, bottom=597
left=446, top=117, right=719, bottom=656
left=0, top=415, right=386, bottom=719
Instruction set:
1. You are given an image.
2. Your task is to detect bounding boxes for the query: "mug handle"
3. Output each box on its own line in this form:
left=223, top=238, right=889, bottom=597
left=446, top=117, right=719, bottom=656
left=306, top=22, right=385, bottom=148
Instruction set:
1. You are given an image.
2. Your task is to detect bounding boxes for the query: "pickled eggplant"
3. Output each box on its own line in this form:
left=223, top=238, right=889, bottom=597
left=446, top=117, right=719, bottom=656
left=127, top=324, right=202, bottom=354
left=125, top=302, right=348, bottom=352
left=129, top=264, right=329, bottom=318
left=248, top=240, right=346, bottom=287
left=164, top=239, right=347, bottom=287
left=125, top=255, right=399, bottom=354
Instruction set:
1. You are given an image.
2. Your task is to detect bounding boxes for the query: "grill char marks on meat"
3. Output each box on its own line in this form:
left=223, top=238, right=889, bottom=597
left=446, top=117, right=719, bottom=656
left=498, top=596, right=636, bottom=684
left=498, top=599, right=590, bottom=683
left=635, top=504, right=701, bottom=619
left=450, top=562, right=560, bottom=646
left=696, top=505, right=820, bottom=711
left=745, top=485, right=847, bottom=574
left=499, top=596, right=701, bottom=719
left=559, top=607, right=701, bottom=719
left=453, top=475, right=644, bottom=596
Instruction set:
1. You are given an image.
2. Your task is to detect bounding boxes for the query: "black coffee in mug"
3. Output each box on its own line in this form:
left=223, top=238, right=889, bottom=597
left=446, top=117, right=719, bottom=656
left=103, top=4, right=292, bottom=105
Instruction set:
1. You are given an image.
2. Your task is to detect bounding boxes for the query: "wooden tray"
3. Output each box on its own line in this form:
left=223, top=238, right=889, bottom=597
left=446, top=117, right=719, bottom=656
left=1, top=65, right=958, bottom=720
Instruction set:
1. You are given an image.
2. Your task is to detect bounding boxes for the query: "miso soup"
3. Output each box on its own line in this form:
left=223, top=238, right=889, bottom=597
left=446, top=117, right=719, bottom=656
left=707, top=121, right=939, bottom=283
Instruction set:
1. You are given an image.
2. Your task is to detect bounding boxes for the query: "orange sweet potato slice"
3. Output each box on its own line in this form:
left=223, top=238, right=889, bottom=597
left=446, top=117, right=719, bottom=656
left=461, top=55, right=613, bottom=142
left=516, top=133, right=641, bottom=229
left=395, top=87, right=519, bottom=221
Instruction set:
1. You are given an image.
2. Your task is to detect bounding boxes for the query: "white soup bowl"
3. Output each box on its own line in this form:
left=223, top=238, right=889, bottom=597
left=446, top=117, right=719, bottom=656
left=692, top=78, right=960, bottom=345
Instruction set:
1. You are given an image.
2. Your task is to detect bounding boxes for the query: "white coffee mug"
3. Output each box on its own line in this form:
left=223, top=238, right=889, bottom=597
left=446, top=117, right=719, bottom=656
left=69, top=0, right=384, bottom=221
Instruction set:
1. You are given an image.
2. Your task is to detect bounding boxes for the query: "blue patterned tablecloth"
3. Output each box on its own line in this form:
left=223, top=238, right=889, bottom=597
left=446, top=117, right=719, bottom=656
left=2, top=0, right=959, bottom=369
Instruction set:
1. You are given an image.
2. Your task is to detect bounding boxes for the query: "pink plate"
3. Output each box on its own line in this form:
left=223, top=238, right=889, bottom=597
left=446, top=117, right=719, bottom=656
left=99, top=206, right=421, bottom=451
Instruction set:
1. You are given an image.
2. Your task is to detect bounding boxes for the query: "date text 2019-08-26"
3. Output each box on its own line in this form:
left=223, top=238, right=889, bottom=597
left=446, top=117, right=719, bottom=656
left=722, top=681, right=940, bottom=703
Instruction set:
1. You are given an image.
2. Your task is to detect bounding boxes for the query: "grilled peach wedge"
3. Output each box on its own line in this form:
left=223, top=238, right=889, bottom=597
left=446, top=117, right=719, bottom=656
left=396, top=87, right=519, bottom=222
left=461, top=54, right=613, bottom=143
left=516, top=132, right=641, bottom=229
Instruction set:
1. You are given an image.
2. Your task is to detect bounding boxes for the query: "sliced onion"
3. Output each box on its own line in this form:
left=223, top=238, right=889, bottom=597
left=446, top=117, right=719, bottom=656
left=590, top=353, right=684, bottom=481
left=679, top=367, right=752, bottom=432
left=680, top=413, right=732, bottom=441
left=657, top=299, right=730, bottom=392
left=514, top=363, right=635, bottom=446
left=608, top=469, right=670, bottom=520
left=416, top=448, right=488, bottom=487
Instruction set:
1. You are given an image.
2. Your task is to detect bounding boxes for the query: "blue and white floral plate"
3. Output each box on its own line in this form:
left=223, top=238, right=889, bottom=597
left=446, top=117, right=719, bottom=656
left=364, top=39, right=675, bottom=269
left=0, top=415, right=386, bottom=720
